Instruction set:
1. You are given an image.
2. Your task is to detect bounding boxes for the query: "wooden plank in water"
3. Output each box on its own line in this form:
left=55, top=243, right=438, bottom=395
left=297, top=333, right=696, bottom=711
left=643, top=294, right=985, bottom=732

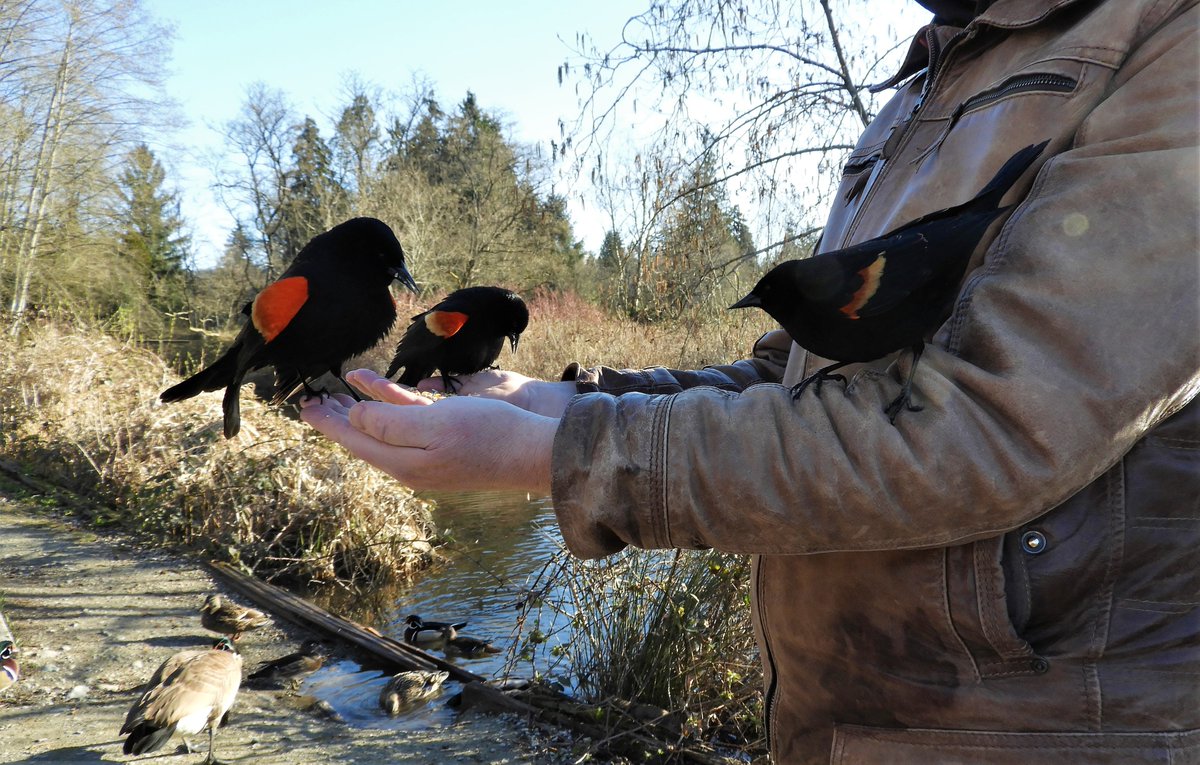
left=206, top=560, right=486, bottom=685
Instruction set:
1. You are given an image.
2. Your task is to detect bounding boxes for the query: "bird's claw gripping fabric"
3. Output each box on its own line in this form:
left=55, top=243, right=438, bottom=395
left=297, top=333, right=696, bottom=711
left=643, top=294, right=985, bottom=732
left=732, top=141, right=1049, bottom=424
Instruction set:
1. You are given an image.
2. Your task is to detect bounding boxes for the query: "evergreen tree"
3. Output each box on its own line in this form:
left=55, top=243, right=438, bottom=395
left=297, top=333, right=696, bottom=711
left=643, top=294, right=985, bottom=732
left=279, top=118, right=344, bottom=261
left=115, top=144, right=192, bottom=313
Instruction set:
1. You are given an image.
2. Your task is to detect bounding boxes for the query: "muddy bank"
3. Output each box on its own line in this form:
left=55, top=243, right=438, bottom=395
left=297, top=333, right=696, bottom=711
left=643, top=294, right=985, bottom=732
left=0, top=494, right=568, bottom=764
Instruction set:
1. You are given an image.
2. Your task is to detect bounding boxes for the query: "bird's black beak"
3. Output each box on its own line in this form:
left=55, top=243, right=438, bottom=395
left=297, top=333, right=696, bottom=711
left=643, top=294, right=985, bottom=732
left=390, top=264, right=418, bottom=294
left=508, top=334, right=520, bottom=353
left=729, top=293, right=761, bottom=310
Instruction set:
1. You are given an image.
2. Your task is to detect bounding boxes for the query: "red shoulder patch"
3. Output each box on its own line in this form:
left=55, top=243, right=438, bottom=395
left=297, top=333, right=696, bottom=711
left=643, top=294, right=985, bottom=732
left=424, top=310, right=468, bottom=338
left=839, top=254, right=886, bottom=320
left=251, top=276, right=309, bottom=342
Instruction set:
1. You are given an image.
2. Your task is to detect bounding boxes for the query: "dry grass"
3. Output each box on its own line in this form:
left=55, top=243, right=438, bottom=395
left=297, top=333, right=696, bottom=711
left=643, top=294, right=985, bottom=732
left=358, top=287, right=777, bottom=383
left=0, top=322, right=436, bottom=585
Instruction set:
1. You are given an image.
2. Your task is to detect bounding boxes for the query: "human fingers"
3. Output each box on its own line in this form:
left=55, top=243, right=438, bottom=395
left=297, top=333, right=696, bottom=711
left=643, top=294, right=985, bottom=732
left=299, top=399, right=434, bottom=479
left=415, top=368, right=518, bottom=395
left=345, top=369, right=434, bottom=406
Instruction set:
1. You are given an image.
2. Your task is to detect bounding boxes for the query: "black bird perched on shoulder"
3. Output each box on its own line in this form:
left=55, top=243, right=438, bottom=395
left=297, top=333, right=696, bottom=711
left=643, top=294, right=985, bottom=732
left=730, top=141, right=1049, bottom=423
left=160, top=217, right=417, bottom=438
left=385, top=286, right=529, bottom=391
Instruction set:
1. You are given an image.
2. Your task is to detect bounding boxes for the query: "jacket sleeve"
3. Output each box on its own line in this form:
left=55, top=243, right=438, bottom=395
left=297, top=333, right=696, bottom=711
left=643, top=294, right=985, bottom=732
left=551, top=6, right=1200, bottom=559
left=559, top=329, right=792, bottom=394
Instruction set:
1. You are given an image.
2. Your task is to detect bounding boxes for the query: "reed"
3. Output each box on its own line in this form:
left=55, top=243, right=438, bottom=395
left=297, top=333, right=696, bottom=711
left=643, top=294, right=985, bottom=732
left=0, top=321, right=436, bottom=585
left=512, top=544, right=766, bottom=758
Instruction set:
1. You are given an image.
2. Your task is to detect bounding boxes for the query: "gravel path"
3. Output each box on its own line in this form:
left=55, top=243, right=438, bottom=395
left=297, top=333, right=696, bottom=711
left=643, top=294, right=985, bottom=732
left=0, top=495, right=560, bottom=764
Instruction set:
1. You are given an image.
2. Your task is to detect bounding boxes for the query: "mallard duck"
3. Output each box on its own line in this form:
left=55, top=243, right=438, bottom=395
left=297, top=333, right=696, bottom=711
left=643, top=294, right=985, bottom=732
left=402, top=614, right=467, bottom=645
left=245, top=639, right=327, bottom=688
left=440, top=627, right=501, bottom=658
left=200, top=594, right=270, bottom=641
left=378, top=670, right=449, bottom=714
left=0, top=640, right=18, bottom=694
left=121, top=637, right=242, bottom=764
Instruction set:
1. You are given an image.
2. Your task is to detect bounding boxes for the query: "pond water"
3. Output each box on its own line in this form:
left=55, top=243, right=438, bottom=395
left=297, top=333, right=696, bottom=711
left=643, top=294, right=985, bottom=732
left=296, top=489, right=571, bottom=728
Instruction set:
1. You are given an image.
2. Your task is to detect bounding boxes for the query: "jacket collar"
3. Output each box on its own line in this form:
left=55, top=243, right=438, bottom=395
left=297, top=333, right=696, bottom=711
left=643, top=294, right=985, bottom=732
left=874, top=0, right=1097, bottom=91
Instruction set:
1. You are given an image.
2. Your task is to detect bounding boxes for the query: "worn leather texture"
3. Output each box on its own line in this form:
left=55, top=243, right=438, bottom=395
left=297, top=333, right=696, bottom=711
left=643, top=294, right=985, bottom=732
left=552, top=0, right=1200, bottom=761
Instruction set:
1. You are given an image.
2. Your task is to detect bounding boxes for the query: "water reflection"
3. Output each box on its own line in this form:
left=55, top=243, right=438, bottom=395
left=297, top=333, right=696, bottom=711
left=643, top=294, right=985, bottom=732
left=301, top=490, right=568, bottom=728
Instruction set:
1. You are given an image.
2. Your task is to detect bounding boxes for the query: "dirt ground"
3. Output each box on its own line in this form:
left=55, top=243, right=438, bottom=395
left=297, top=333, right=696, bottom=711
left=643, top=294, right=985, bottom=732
left=0, top=493, right=569, bottom=764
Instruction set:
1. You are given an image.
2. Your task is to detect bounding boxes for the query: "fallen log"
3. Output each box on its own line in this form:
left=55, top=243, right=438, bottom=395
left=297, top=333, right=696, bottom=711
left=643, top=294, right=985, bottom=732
left=207, top=560, right=738, bottom=764
left=207, top=560, right=483, bottom=684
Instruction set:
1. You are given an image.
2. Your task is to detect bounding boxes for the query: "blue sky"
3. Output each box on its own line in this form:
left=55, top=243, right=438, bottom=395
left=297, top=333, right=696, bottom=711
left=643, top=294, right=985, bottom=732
left=143, top=1, right=649, bottom=267
left=142, top=2, right=928, bottom=268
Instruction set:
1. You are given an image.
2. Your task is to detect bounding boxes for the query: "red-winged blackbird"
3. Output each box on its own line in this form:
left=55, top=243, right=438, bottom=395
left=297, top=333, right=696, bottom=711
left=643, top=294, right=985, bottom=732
left=160, top=217, right=417, bottom=438
left=730, top=141, right=1049, bottom=422
left=385, top=286, right=529, bottom=390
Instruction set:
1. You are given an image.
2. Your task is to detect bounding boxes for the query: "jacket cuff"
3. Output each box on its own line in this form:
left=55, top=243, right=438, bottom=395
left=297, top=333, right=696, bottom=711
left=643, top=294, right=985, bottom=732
left=550, top=391, right=672, bottom=558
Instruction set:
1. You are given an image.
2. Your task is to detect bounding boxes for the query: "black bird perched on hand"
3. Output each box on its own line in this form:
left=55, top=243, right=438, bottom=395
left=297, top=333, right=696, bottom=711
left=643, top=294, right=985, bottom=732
left=730, top=141, right=1049, bottom=423
left=385, top=286, right=529, bottom=391
left=160, top=217, right=417, bottom=438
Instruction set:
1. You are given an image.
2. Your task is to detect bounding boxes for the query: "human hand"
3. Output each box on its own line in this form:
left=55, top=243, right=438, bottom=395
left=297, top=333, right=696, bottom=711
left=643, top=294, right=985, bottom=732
left=299, top=370, right=557, bottom=495
left=414, top=368, right=577, bottom=419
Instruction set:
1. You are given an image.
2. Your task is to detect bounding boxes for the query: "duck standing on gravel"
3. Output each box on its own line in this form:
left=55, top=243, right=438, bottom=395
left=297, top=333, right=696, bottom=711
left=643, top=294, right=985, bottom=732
left=402, top=614, right=467, bottom=646
left=378, top=670, right=449, bottom=714
left=0, top=641, right=18, bottom=694
left=200, top=594, right=270, bottom=642
left=121, top=637, right=242, bottom=764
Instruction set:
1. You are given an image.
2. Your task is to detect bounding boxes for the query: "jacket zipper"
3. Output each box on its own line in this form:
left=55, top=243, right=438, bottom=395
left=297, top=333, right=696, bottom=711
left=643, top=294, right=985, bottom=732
left=756, top=558, right=781, bottom=754
left=957, top=72, right=1077, bottom=115
left=911, top=71, right=1076, bottom=165
left=836, top=26, right=954, bottom=247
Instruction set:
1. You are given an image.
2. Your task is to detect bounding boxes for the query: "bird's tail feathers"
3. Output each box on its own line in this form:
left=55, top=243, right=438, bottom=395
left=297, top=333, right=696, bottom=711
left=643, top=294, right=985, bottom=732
left=160, top=347, right=239, bottom=403
left=222, top=372, right=244, bottom=438
left=973, top=140, right=1051, bottom=210
left=123, top=722, right=176, bottom=755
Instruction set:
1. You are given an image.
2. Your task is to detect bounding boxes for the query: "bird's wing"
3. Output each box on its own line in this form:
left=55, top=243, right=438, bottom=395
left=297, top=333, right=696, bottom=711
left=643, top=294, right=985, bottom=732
left=803, top=231, right=941, bottom=320
left=122, top=651, right=204, bottom=732
left=423, top=310, right=468, bottom=338
left=140, top=651, right=242, bottom=728
left=250, top=276, right=309, bottom=343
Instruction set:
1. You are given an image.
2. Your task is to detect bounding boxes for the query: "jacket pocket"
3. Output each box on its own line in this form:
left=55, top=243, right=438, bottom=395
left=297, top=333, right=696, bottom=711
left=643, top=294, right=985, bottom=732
left=830, top=724, right=1200, bottom=765
left=944, top=537, right=1044, bottom=679
left=912, top=64, right=1082, bottom=163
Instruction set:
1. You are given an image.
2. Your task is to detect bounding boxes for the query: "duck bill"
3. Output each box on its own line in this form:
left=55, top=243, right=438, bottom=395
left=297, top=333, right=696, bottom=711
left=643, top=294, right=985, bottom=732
left=390, top=264, right=418, bottom=294
left=729, top=293, right=761, bottom=310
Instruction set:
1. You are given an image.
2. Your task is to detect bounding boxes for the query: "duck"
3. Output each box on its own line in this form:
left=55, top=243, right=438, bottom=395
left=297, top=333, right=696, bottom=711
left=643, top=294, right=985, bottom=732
left=0, top=640, right=18, bottom=694
left=245, top=639, right=327, bottom=688
left=402, top=614, right=467, bottom=645
left=440, top=627, right=501, bottom=658
left=200, top=594, right=270, bottom=641
left=378, top=669, right=449, bottom=715
left=120, top=637, right=242, bottom=764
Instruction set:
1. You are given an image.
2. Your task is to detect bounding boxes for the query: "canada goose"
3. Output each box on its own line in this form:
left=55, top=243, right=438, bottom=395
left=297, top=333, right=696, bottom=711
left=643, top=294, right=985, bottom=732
left=120, top=637, right=242, bottom=764
left=0, top=641, right=18, bottom=694
left=199, top=594, right=270, bottom=641
left=440, top=626, right=501, bottom=658
left=378, top=670, right=449, bottom=714
left=402, top=614, right=468, bottom=645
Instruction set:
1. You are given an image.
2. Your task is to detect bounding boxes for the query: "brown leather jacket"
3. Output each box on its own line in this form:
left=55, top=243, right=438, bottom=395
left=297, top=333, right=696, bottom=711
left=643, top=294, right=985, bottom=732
left=550, top=0, right=1200, bottom=762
